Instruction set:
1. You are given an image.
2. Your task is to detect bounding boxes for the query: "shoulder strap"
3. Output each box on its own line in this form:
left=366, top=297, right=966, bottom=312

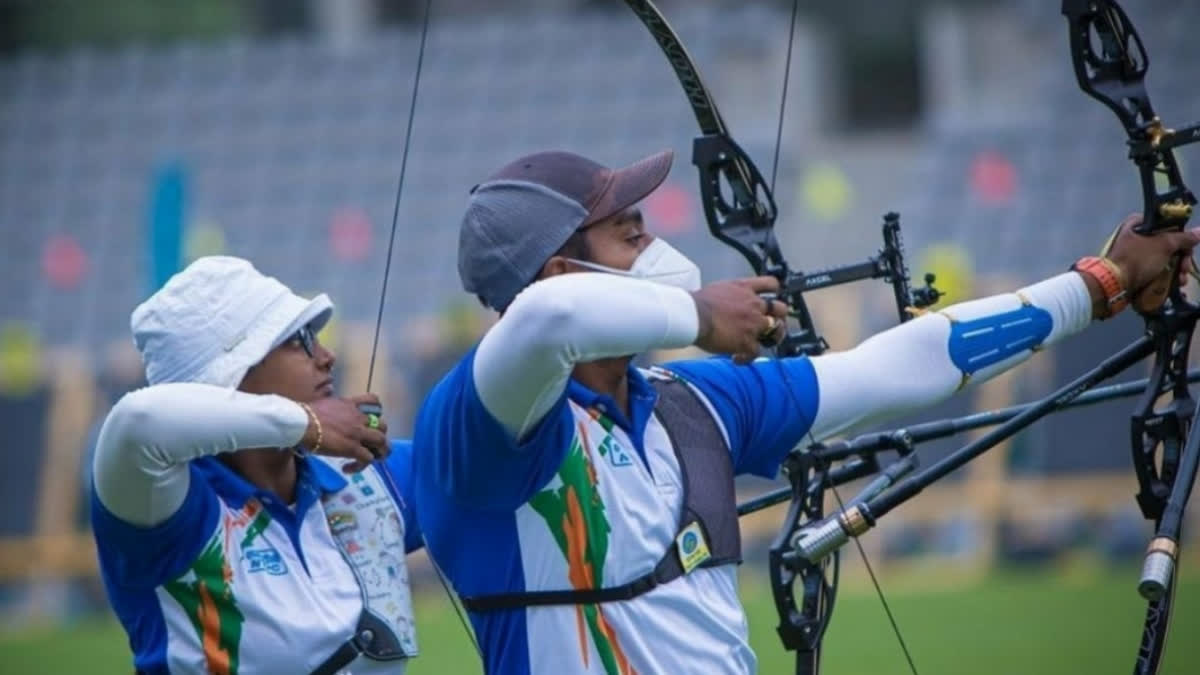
left=461, top=373, right=740, bottom=612
left=652, top=374, right=741, bottom=571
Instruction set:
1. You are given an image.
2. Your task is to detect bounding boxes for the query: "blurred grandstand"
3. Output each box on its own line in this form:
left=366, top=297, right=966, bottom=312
left=0, top=0, right=1198, bottom=643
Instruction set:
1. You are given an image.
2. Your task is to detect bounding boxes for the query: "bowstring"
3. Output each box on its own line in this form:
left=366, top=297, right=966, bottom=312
left=817, top=430, right=919, bottom=675
left=364, top=0, right=483, bottom=660
left=767, top=0, right=918, bottom=671
left=769, top=0, right=801, bottom=193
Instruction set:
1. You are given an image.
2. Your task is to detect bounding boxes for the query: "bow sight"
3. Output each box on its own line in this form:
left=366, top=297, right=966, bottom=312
left=691, top=92, right=942, bottom=358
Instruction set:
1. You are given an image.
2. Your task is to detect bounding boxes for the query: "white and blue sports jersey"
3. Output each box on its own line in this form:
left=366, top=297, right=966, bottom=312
left=414, top=350, right=819, bottom=675
left=92, top=440, right=421, bottom=675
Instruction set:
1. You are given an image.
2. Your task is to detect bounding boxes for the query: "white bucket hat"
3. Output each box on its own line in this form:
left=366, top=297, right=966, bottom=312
left=131, top=256, right=333, bottom=388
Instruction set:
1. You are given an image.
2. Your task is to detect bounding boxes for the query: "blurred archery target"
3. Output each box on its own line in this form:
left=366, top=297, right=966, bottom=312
left=0, top=321, right=41, bottom=396
left=41, top=234, right=87, bottom=290
left=643, top=182, right=694, bottom=235
left=917, top=243, right=974, bottom=306
left=799, top=163, right=852, bottom=222
left=969, top=151, right=1018, bottom=205
left=330, top=207, right=373, bottom=262
left=184, top=221, right=227, bottom=262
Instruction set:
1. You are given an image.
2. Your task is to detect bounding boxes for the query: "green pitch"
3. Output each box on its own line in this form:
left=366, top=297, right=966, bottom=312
left=2, top=565, right=1196, bottom=673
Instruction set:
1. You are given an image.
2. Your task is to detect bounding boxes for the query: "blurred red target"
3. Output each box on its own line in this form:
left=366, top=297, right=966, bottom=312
left=644, top=183, right=693, bottom=235
left=969, top=151, right=1018, bottom=205
left=41, top=234, right=87, bottom=290
left=330, top=208, right=373, bottom=262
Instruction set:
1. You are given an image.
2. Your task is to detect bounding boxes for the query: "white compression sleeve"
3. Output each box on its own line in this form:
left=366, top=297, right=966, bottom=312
left=808, top=272, right=1092, bottom=440
left=92, top=383, right=310, bottom=527
left=473, top=273, right=699, bottom=439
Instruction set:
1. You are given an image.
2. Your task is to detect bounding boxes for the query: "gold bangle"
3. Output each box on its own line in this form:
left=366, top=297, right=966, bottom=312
left=299, top=402, right=322, bottom=453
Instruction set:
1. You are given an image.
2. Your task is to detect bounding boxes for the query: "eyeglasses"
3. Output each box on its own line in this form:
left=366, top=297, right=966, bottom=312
left=292, top=325, right=317, bottom=358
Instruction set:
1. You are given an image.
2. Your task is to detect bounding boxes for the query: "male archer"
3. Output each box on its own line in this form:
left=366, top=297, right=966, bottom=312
left=411, top=149, right=1197, bottom=674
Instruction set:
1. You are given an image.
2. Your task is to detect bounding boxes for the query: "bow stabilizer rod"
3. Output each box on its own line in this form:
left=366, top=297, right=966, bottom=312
left=788, top=333, right=1156, bottom=563
left=737, top=367, right=1200, bottom=517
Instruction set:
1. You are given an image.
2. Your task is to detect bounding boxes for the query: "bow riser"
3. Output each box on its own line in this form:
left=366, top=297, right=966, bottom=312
left=1129, top=319, right=1196, bottom=521
left=693, top=133, right=785, bottom=278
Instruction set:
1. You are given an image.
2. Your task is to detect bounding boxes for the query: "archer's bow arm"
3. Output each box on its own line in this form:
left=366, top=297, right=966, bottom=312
left=807, top=272, right=1093, bottom=441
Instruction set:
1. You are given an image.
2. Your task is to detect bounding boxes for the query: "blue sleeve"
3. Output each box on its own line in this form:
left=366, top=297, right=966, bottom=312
left=382, top=440, right=424, bottom=553
left=665, top=356, right=819, bottom=478
left=413, top=346, right=576, bottom=511
left=89, top=463, right=221, bottom=589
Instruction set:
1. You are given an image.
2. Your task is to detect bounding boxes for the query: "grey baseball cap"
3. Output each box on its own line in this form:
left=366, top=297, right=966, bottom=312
left=458, top=149, right=674, bottom=311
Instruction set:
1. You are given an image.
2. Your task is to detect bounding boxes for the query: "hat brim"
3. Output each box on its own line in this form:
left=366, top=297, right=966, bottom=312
left=583, top=149, right=674, bottom=226
left=205, top=292, right=334, bottom=388
left=271, top=294, right=334, bottom=351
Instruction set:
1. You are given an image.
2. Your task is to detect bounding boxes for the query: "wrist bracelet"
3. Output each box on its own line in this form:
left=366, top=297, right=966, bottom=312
left=1073, top=255, right=1129, bottom=319
left=1097, top=256, right=1128, bottom=293
left=299, top=402, right=322, bottom=453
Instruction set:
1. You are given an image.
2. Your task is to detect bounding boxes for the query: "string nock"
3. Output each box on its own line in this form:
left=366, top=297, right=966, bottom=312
left=1138, top=537, right=1178, bottom=601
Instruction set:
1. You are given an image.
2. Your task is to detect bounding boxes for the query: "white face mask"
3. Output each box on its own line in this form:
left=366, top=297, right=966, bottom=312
left=567, top=237, right=702, bottom=292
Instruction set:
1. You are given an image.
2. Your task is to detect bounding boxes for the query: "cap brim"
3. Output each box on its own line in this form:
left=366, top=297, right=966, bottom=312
left=583, top=149, right=674, bottom=226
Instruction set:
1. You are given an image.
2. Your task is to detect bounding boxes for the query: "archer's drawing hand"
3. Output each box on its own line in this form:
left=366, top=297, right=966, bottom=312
left=302, top=393, right=390, bottom=473
left=1104, top=212, right=1200, bottom=313
left=691, top=276, right=789, bottom=364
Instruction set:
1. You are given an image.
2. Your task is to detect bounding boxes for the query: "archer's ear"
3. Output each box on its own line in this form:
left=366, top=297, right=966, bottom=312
left=538, top=255, right=572, bottom=280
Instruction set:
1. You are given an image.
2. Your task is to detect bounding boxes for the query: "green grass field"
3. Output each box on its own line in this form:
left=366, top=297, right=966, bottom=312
left=2, top=565, right=1196, bottom=674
